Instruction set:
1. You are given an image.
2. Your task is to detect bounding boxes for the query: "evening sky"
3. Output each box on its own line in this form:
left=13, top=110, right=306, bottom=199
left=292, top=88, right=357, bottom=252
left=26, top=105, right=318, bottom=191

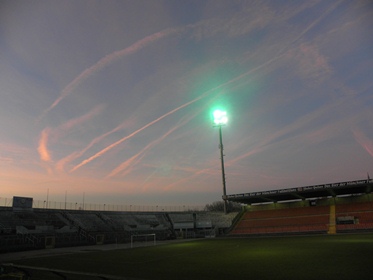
left=1, top=0, right=372, bottom=207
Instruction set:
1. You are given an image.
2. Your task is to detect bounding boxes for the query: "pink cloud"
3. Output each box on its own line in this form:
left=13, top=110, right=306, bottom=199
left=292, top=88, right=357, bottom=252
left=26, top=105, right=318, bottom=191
left=286, top=43, right=332, bottom=83
left=0, top=142, right=30, bottom=159
left=0, top=156, right=13, bottom=163
left=353, top=128, right=373, bottom=158
left=37, top=128, right=52, bottom=162
left=38, top=106, right=104, bottom=171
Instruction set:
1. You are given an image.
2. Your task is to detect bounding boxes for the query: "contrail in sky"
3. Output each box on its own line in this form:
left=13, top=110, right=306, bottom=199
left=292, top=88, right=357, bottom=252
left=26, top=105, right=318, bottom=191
left=40, top=3, right=339, bottom=120
left=69, top=5, right=341, bottom=173
left=105, top=127, right=173, bottom=178
left=55, top=118, right=133, bottom=172
left=39, top=28, right=178, bottom=120
left=290, top=0, right=344, bottom=45
left=69, top=48, right=288, bottom=173
left=70, top=95, right=206, bottom=172
left=106, top=111, right=197, bottom=178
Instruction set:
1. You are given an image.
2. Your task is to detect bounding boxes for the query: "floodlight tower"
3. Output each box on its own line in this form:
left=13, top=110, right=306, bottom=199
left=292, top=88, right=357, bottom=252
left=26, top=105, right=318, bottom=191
left=213, top=109, right=228, bottom=214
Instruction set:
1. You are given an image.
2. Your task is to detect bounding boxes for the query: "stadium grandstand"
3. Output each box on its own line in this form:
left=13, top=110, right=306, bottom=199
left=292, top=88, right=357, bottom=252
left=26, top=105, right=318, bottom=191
left=0, top=196, right=238, bottom=253
left=228, top=178, right=373, bottom=236
left=1, top=178, right=372, bottom=254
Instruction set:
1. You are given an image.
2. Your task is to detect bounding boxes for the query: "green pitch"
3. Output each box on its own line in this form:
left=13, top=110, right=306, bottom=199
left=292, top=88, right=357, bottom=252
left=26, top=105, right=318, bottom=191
left=10, top=234, right=373, bottom=279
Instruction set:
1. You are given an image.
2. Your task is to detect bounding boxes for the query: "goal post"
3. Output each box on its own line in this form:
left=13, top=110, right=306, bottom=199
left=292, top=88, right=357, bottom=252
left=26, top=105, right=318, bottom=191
left=130, top=233, right=156, bottom=248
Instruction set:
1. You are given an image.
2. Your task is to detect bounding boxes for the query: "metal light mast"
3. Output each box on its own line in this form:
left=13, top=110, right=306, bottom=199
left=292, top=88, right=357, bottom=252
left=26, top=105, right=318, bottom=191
left=213, top=109, right=228, bottom=214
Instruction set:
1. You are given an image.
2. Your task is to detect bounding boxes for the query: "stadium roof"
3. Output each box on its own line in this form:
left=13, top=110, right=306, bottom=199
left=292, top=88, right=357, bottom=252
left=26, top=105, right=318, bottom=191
left=226, top=179, right=373, bottom=205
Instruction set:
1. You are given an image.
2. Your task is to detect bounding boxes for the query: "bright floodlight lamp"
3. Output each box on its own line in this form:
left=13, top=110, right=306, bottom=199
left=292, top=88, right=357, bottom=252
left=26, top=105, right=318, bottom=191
left=213, top=110, right=228, bottom=125
left=212, top=109, right=228, bottom=214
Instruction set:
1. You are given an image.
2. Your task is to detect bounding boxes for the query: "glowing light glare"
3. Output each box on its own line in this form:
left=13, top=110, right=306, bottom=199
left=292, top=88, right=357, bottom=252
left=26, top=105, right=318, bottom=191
left=213, top=110, right=228, bottom=125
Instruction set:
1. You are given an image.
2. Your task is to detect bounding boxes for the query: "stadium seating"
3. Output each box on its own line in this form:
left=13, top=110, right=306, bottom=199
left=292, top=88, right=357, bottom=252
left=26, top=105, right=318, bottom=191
left=0, top=207, right=238, bottom=253
left=335, top=201, right=373, bottom=232
left=2, top=196, right=371, bottom=253
left=230, top=198, right=373, bottom=236
left=230, top=204, right=330, bottom=235
left=196, top=212, right=238, bottom=228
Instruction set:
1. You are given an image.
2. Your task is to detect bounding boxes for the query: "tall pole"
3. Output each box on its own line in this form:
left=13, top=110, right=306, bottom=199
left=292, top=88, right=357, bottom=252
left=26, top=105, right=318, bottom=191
left=46, top=188, right=49, bottom=209
left=82, top=192, right=85, bottom=210
left=218, top=125, right=228, bottom=214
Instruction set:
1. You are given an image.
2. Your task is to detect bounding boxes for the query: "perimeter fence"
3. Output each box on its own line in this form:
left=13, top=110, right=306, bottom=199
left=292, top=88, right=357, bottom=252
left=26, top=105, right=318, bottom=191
left=0, top=197, right=205, bottom=212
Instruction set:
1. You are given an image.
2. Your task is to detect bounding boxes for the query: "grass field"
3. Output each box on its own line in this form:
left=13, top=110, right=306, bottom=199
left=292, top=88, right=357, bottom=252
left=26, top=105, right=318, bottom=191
left=8, top=233, right=373, bottom=279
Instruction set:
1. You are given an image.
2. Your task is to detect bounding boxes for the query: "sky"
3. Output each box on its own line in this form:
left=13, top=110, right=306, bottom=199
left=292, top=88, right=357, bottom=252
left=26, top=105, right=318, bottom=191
left=1, top=0, right=373, bottom=208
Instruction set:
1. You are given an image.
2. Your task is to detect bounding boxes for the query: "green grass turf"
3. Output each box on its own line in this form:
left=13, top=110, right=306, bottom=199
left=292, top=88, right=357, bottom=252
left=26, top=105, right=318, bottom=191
left=11, top=234, right=373, bottom=280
